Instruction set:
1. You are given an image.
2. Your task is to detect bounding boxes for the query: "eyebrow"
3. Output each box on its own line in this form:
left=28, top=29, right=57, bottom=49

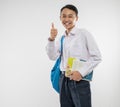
left=61, top=14, right=74, bottom=16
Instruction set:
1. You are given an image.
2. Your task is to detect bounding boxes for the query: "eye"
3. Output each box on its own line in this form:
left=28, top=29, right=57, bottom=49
left=68, top=15, right=74, bottom=18
left=61, top=14, right=75, bottom=19
left=68, top=15, right=73, bottom=18
left=61, top=15, right=66, bottom=18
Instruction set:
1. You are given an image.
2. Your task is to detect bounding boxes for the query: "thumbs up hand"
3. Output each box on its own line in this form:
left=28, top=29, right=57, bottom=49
left=49, top=23, right=58, bottom=41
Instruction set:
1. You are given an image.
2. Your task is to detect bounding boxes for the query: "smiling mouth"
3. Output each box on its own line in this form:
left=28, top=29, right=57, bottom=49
left=64, top=22, right=71, bottom=26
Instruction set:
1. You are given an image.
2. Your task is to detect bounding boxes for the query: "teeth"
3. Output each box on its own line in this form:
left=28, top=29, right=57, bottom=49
left=65, top=23, right=69, bottom=25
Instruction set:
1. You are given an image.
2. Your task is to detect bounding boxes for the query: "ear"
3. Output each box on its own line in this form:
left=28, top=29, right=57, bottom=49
left=60, top=15, right=62, bottom=21
left=76, top=16, right=78, bottom=21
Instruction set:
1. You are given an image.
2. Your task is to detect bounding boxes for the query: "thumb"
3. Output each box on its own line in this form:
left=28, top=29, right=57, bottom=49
left=51, top=23, right=55, bottom=29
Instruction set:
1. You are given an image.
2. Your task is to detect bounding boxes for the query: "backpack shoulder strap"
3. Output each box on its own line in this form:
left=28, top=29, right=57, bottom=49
left=60, top=35, right=64, bottom=53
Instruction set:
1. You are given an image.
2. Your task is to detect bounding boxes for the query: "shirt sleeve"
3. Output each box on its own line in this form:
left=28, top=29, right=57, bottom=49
left=46, top=38, right=61, bottom=60
left=78, top=29, right=102, bottom=77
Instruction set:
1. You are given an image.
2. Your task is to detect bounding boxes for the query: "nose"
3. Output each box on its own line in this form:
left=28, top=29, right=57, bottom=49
left=64, top=17, right=69, bottom=22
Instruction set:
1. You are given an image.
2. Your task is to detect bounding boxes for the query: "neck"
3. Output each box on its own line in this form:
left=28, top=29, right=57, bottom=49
left=66, top=26, right=75, bottom=35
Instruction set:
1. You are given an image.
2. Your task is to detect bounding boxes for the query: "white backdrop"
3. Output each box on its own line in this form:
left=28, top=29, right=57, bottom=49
left=0, top=0, right=120, bottom=107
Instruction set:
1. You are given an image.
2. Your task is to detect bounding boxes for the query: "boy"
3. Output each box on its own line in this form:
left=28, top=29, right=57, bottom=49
left=46, top=4, right=101, bottom=107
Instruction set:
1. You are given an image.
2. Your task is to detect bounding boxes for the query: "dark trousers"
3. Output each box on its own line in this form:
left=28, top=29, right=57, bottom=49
left=59, top=74, right=91, bottom=107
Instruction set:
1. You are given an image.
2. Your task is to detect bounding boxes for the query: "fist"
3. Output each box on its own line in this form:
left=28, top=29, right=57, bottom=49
left=50, top=23, right=58, bottom=40
left=69, top=71, right=83, bottom=81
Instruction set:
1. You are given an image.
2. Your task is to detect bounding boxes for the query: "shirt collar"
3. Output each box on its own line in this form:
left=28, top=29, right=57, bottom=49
left=63, top=26, right=78, bottom=36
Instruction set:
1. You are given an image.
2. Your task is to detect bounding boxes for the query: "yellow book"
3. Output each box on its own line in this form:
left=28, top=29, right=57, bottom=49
left=65, top=57, right=76, bottom=76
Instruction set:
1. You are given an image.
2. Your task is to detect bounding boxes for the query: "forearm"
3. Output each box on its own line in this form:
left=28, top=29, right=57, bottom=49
left=46, top=40, right=60, bottom=60
left=79, top=51, right=102, bottom=77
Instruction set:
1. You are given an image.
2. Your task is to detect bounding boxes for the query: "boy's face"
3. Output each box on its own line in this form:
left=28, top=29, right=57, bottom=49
left=60, top=8, right=78, bottom=32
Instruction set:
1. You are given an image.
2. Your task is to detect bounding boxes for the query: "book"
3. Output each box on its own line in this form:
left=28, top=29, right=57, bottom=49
left=65, top=57, right=93, bottom=81
left=65, top=57, right=75, bottom=77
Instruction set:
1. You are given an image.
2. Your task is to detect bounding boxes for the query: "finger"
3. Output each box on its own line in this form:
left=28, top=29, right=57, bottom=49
left=69, top=71, right=73, bottom=75
left=69, top=75, right=72, bottom=80
left=51, top=23, right=54, bottom=29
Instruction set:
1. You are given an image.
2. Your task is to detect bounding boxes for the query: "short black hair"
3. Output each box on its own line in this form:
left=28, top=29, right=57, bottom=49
left=60, top=4, right=78, bottom=16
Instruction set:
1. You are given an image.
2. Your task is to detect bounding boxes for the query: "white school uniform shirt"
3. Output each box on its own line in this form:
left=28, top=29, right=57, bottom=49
left=46, top=27, right=102, bottom=77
